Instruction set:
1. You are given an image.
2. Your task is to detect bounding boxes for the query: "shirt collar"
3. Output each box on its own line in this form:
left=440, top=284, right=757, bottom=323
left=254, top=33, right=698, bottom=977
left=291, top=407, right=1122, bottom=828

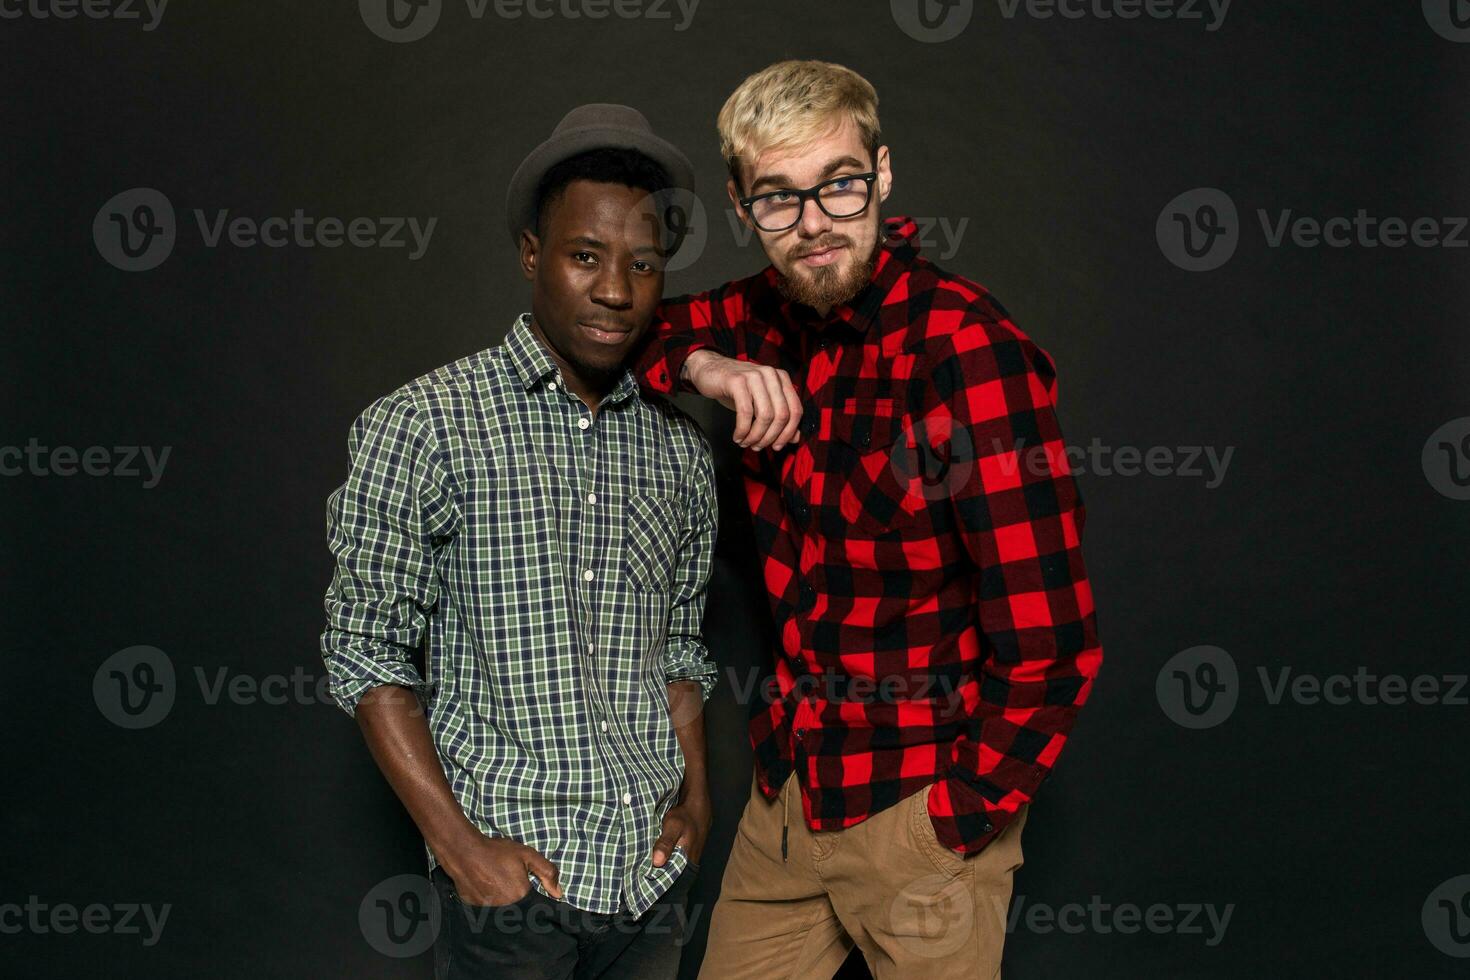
left=505, top=312, right=640, bottom=408
left=765, top=215, right=922, bottom=339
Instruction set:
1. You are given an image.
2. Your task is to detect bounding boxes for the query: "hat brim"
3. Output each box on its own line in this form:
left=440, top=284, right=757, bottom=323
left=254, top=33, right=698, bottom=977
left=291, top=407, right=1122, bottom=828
left=506, top=125, right=697, bottom=254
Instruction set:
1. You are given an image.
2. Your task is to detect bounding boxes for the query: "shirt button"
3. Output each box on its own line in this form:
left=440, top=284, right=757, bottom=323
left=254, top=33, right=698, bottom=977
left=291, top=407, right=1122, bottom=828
left=586, top=491, right=597, bottom=504
left=600, top=720, right=608, bottom=732
left=622, top=792, right=632, bottom=805
left=577, top=417, right=590, bottom=430
left=547, top=380, right=558, bottom=390
left=583, top=569, right=594, bottom=582
left=588, top=642, right=595, bottom=654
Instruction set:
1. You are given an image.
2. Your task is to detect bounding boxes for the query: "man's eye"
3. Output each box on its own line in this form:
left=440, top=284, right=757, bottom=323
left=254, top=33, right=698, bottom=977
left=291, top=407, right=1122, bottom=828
left=830, top=178, right=852, bottom=191
left=771, top=191, right=794, bottom=203
left=573, top=251, right=595, bottom=263
left=632, top=260, right=653, bottom=273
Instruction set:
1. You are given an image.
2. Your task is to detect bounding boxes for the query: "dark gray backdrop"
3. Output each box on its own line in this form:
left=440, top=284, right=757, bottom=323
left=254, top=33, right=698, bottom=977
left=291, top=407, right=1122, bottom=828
left=4, top=0, right=1469, bottom=976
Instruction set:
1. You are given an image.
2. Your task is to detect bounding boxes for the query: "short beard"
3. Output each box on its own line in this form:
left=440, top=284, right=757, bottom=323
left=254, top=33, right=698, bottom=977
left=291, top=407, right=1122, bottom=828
left=775, top=236, right=880, bottom=311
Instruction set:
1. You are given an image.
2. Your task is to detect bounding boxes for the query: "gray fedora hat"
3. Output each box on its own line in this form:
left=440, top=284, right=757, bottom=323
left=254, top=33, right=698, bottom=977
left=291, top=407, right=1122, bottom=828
left=505, top=103, right=696, bottom=247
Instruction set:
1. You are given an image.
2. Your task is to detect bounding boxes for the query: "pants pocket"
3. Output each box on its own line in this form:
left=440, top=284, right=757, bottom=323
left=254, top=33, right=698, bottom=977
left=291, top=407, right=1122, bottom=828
left=909, top=784, right=968, bottom=878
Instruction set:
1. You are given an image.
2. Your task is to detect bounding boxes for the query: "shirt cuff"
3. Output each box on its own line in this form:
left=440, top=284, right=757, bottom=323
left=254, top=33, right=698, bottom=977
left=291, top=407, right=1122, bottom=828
left=664, top=658, right=718, bottom=704
left=927, top=771, right=1006, bottom=854
left=323, top=642, right=434, bottom=717
left=652, top=340, right=712, bottom=396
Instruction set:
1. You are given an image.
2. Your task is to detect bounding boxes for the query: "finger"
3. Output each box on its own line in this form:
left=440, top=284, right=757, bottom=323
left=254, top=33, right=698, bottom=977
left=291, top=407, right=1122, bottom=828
left=774, top=371, right=802, bottom=450
left=650, top=825, right=683, bottom=868
left=741, top=376, right=775, bottom=449
left=730, top=385, right=754, bottom=445
left=751, top=368, right=788, bottom=450
left=522, top=849, right=563, bottom=899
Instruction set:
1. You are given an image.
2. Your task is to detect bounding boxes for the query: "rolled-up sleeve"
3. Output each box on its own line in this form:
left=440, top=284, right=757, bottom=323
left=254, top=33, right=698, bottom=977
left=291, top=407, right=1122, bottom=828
left=661, top=429, right=719, bottom=703
left=320, top=392, right=460, bottom=717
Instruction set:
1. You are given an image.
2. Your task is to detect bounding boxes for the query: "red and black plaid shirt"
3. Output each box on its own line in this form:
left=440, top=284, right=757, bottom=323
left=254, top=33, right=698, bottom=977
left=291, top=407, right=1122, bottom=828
left=633, top=216, right=1102, bottom=854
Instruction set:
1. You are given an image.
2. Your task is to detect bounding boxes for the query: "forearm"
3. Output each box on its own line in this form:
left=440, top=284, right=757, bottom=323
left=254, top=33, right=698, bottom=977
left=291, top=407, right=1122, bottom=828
left=667, top=680, right=709, bottom=801
left=632, top=290, right=748, bottom=396
left=354, top=683, right=479, bottom=857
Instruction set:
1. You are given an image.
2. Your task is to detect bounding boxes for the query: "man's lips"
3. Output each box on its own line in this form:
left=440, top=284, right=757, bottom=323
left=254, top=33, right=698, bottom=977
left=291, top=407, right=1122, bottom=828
left=793, top=242, right=847, bottom=267
left=577, top=321, right=634, bottom=345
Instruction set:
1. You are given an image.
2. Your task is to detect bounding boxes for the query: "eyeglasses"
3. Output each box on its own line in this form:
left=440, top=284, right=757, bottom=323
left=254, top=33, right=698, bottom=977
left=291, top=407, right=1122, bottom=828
left=738, top=172, right=878, bottom=233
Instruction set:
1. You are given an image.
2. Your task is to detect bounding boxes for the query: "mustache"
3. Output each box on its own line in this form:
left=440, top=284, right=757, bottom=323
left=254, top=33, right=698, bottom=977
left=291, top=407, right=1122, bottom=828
left=788, top=235, right=852, bottom=259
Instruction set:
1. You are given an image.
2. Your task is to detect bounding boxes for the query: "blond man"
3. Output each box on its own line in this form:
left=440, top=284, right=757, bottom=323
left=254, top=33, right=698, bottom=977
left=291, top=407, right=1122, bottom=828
left=633, top=61, right=1103, bottom=979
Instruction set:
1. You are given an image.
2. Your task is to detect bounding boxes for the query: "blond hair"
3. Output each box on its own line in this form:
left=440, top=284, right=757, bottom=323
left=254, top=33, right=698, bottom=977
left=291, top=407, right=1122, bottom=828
left=717, top=60, right=881, bottom=189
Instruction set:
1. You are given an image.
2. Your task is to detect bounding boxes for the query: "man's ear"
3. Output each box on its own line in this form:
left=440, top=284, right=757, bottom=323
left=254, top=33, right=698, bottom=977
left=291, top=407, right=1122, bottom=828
left=725, top=178, right=754, bottom=232
left=875, top=145, right=893, bottom=204
left=518, top=228, right=539, bottom=281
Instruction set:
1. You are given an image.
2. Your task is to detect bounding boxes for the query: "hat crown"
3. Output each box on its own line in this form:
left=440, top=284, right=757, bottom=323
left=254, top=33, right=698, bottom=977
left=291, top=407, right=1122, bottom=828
left=552, top=103, right=652, bottom=137
left=505, top=101, right=695, bottom=247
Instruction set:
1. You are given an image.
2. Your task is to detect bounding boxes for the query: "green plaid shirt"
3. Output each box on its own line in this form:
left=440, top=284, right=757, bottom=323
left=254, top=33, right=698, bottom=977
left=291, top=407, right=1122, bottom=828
left=320, top=313, right=718, bottom=916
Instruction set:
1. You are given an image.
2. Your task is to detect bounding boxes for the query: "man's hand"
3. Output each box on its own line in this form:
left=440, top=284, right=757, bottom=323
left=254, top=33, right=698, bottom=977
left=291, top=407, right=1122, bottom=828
left=651, top=791, right=713, bottom=868
left=684, top=349, right=802, bottom=451
left=438, top=831, right=563, bottom=906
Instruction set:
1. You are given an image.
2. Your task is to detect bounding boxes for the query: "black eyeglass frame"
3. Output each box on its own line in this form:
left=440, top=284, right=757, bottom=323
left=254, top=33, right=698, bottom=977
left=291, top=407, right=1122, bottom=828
left=737, top=172, right=879, bottom=232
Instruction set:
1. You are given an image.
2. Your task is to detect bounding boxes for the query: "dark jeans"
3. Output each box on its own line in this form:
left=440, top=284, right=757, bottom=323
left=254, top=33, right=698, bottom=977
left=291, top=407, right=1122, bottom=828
left=430, top=863, right=700, bottom=980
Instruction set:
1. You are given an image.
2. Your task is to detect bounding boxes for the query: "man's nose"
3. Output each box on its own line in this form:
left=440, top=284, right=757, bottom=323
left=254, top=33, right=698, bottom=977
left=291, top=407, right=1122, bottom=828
left=796, top=197, right=832, bottom=238
left=591, top=265, right=633, bottom=308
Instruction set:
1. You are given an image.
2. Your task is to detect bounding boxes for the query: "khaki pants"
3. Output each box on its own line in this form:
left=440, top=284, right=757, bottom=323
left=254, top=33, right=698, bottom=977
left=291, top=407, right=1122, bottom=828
left=698, top=768, right=1028, bottom=980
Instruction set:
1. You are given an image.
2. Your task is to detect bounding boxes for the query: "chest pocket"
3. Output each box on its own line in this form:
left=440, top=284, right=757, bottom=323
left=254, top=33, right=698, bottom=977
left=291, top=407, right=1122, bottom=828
left=624, top=493, right=682, bottom=593
left=828, top=396, right=926, bottom=534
